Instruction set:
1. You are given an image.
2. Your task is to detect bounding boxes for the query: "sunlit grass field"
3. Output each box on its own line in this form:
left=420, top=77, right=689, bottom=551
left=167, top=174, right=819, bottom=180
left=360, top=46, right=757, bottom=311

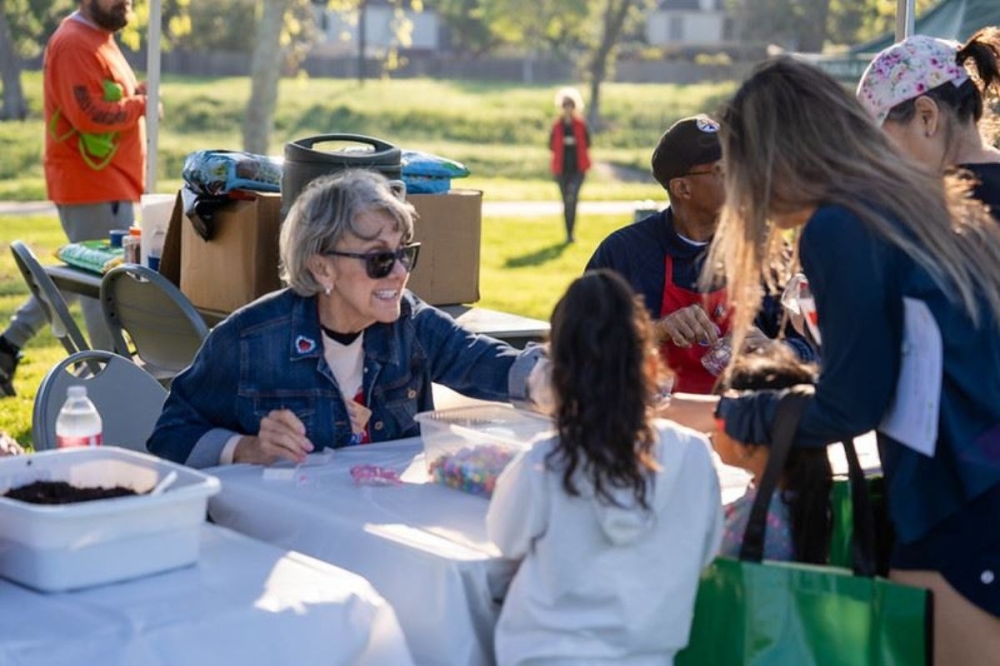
left=0, top=71, right=733, bottom=200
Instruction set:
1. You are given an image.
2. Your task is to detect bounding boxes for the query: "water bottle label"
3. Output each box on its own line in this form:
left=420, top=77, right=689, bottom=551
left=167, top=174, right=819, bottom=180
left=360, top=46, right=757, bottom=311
left=57, top=433, right=102, bottom=449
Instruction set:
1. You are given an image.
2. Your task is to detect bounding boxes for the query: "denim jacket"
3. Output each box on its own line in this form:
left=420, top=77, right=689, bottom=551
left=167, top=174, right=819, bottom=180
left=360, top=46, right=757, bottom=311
left=147, top=289, right=542, bottom=468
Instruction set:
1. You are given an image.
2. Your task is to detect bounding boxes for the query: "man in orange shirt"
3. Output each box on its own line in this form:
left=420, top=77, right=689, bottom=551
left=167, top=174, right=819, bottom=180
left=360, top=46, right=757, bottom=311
left=0, top=0, right=150, bottom=396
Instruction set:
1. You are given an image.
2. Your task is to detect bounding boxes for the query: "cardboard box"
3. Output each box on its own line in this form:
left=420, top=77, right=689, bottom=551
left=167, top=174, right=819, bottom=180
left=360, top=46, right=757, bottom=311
left=407, top=189, right=481, bottom=306
left=159, top=187, right=481, bottom=314
left=160, top=191, right=283, bottom=317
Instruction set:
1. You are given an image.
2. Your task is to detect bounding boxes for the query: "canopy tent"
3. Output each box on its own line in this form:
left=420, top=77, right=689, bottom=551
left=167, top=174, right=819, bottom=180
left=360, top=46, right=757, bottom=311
left=895, top=0, right=915, bottom=40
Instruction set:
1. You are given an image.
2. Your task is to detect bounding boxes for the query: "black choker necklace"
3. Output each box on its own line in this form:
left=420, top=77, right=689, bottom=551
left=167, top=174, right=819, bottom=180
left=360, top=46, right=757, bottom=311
left=320, top=325, right=362, bottom=346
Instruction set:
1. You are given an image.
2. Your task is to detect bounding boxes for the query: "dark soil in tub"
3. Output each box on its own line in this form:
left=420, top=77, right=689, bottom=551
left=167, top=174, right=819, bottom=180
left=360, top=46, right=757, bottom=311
left=4, top=480, right=139, bottom=505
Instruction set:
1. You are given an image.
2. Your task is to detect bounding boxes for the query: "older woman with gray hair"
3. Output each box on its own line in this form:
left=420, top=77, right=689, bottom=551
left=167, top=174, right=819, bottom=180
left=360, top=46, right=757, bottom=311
left=148, top=170, right=542, bottom=468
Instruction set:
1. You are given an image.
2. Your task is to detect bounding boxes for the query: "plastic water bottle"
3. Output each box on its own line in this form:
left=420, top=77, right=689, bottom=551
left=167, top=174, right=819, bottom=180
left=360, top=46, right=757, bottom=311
left=55, top=386, right=103, bottom=448
left=147, top=227, right=166, bottom=272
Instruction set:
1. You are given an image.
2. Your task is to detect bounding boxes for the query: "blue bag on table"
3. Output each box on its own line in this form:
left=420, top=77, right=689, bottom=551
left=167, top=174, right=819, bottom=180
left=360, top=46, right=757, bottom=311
left=181, top=150, right=282, bottom=241
left=401, top=150, right=470, bottom=194
left=182, top=150, right=282, bottom=197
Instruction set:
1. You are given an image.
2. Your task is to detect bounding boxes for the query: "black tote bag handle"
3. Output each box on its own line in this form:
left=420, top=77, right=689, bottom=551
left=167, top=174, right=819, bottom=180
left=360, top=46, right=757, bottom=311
left=739, top=387, right=877, bottom=576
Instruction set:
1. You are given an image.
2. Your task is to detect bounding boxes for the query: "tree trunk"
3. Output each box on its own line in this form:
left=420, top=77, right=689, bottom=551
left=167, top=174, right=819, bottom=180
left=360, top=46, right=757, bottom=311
left=242, top=0, right=287, bottom=154
left=798, top=0, right=831, bottom=52
left=585, top=0, right=634, bottom=131
left=0, top=5, right=28, bottom=121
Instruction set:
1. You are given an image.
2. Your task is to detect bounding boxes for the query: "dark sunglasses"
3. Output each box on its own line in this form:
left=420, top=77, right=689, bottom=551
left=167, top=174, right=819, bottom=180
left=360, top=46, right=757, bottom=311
left=324, top=242, right=421, bottom=279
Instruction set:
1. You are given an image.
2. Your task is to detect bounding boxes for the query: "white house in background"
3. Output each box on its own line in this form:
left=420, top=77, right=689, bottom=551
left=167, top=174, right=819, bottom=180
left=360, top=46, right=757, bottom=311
left=646, top=0, right=732, bottom=47
left=311, top=0, right=441, bottom=55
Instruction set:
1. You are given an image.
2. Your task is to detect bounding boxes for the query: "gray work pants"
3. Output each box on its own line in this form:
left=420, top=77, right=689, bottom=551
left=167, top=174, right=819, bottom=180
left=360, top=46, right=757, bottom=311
left=4, top=201, right=134, bottom=351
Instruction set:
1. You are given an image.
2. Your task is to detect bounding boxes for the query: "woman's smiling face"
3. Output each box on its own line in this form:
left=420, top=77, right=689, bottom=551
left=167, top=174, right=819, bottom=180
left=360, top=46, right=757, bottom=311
left=318, top=209, right=410, bottom=332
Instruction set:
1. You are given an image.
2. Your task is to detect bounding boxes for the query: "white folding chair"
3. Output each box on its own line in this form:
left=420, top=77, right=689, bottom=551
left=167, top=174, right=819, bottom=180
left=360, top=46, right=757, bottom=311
left=32, top=350, right=167, bottom=452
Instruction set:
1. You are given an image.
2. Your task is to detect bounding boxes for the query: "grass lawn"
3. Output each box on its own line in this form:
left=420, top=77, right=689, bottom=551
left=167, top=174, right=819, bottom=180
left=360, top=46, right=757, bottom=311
left=0, top=72, right=731, bottom=201
left=0, top=206, right=637, bottom=448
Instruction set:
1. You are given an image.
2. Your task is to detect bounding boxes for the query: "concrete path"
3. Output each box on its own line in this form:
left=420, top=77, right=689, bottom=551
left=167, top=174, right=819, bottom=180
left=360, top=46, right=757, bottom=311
left=0, top=199, right=650, bottom=218
left=0, top=202, right=57, bottom=216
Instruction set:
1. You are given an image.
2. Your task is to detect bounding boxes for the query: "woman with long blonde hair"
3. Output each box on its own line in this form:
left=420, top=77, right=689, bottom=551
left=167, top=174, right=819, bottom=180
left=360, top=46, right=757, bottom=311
left=711, top=56, right=1000, bottom=665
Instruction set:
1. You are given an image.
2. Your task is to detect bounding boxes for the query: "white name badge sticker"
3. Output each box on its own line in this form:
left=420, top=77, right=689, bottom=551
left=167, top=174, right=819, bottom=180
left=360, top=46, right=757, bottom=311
left=878, top=298, right=942, bottom=457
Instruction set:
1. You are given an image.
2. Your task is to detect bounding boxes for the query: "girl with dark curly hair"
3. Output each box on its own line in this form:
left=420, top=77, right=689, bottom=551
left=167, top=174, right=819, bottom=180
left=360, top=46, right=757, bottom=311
left=487, top=269, right=722, bottom=666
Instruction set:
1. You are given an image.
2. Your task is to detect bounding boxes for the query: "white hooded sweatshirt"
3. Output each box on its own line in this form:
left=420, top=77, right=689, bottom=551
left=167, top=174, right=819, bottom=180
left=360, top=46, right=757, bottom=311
left=486, top=419, right=722, bottom=666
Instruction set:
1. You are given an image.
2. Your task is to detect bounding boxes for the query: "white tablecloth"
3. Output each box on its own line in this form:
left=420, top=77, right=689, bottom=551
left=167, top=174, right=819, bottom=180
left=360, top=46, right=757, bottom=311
left=208, top=439, right=516, bottom=666
left=0, top=524, right=413, bottom=666
left=207, top=433, right=883, bottom=666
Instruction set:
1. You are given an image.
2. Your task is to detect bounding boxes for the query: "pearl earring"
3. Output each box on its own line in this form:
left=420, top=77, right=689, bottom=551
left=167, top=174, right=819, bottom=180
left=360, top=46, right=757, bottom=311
left=324, top=284, right=332, bottom=296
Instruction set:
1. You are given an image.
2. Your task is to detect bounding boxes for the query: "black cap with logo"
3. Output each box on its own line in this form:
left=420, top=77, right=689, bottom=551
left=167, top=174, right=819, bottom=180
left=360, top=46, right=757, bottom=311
left=650, top=115, right=722, bottom=189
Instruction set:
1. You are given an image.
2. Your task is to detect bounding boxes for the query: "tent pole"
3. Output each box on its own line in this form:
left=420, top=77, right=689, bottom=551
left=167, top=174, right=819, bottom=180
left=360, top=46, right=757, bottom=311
left=895, top=0, right=915, bottom=40
left=145, top=0, right=162, bottom=194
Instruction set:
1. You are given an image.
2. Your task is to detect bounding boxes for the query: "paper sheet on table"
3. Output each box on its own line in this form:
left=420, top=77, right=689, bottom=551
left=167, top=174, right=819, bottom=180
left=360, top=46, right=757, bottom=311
left=878, top=298, right=941, bottom=457
left=261, top=450, right=335, bottom=481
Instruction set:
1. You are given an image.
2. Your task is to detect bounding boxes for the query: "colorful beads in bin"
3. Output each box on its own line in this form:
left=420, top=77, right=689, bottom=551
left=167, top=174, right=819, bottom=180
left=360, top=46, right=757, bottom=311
left=427, top=444, right=516, bottom=498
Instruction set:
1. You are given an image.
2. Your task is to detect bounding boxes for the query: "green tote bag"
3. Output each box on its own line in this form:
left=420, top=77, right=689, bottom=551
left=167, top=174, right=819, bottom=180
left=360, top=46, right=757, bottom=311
left=676, top=389, right=932, bottom=666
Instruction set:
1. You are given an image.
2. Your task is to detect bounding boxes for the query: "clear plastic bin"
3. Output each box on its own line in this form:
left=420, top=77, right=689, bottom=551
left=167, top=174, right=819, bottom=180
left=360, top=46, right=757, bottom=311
left=0, top=447, right=220, bottom=592
left=415, top=405, right=553, bottom=497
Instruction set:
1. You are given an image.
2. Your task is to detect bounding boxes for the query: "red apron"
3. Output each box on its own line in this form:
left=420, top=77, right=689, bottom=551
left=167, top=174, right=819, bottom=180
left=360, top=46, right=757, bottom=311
left=659, top=255, right=731, bottom=394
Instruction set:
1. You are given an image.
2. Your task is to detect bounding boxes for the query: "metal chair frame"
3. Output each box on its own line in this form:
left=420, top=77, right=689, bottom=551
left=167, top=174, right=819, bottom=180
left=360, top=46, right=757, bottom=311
left=10, top=239, right=90, bottom=358
left=100, top=264, right=209, bottom=385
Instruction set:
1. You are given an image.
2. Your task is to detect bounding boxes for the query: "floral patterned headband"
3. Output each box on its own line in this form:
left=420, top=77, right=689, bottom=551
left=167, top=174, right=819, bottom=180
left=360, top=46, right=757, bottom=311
left=856, top=35, right=970, bottom=125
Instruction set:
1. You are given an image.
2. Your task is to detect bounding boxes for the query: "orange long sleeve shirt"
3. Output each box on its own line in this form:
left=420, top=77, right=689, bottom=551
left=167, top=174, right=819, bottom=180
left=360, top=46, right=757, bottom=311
left=43, top=14, right=147, bottom=204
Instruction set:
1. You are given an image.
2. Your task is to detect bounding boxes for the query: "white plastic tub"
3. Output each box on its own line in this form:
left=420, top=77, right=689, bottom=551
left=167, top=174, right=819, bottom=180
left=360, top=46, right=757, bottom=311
left=0, top=447, right=220, bottom=592
left=415, top=405, right=552, bottom=497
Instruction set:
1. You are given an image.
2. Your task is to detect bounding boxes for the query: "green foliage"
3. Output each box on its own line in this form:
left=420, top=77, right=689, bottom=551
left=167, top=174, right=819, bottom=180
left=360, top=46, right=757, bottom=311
left=434, top=0, right=502, bottom=54
left=855, top=0, right=936, bottom=44
left=2, top=0, right=73, bottom=59
left=733, top=0, right=940, bottom=51
left=171, top=0, right=258, bottom=53
left=118, top=0, right=194, bottom=51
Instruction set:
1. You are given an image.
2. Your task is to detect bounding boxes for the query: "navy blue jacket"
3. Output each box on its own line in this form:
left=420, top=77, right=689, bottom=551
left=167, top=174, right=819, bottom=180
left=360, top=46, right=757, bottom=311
left=719, top=204, right=1000, bottom=544
left=963, top=162, right=1000, bottom=221
left=148, top=289, right=540, bottom=468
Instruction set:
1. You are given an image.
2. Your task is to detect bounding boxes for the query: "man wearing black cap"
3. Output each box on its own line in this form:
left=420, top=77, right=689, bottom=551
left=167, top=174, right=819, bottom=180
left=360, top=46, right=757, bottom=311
left=586, top=115, right=812, bottom=393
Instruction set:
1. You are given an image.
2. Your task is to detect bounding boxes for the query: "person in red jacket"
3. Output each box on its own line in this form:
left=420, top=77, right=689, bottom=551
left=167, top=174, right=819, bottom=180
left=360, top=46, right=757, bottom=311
left=0, top=0, right=151, bottom=397
left=549, top=87, right=591, bottom=244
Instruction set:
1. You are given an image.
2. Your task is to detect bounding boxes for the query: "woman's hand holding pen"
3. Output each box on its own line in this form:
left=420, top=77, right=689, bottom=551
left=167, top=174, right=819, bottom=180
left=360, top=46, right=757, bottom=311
left=233, top=409, right=314, bottom=465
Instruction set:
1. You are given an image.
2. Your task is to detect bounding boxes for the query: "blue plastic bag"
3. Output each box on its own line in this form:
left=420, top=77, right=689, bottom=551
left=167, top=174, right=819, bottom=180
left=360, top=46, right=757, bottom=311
left=400, top=150, right=470, bottom=179
left=400, top=150, right=470, bottom=195
left=182, top=150, right=283, bottom=196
